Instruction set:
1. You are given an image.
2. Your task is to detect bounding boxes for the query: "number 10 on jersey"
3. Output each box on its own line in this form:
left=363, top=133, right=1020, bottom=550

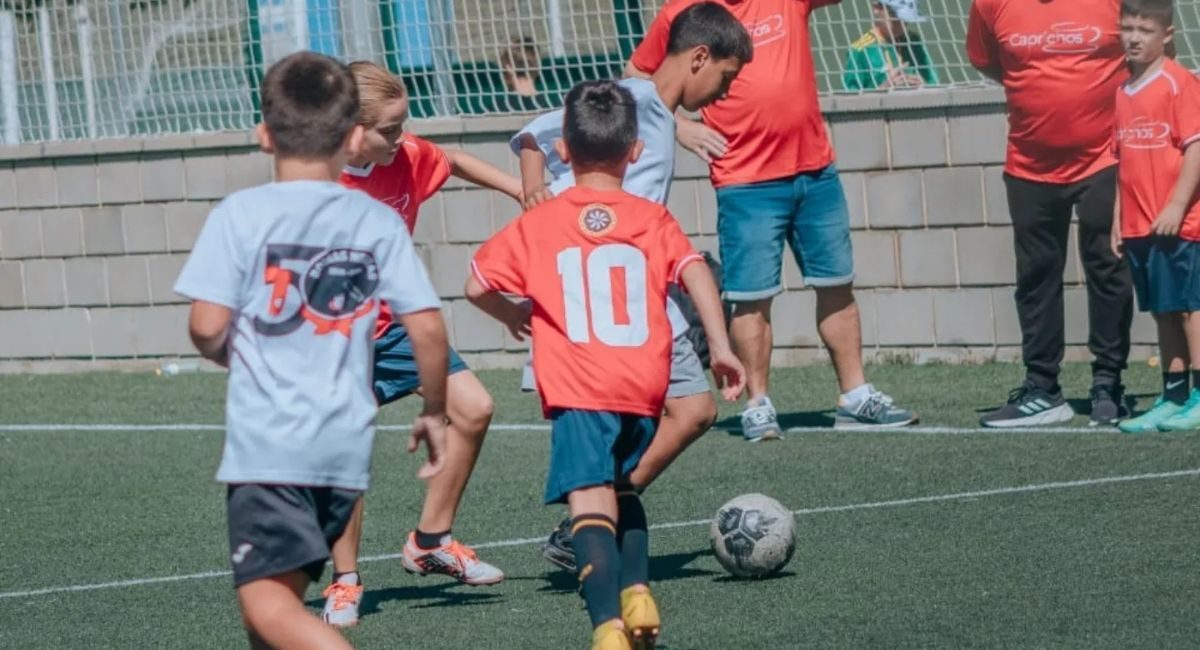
left=557, top=244, right=649, bottom=347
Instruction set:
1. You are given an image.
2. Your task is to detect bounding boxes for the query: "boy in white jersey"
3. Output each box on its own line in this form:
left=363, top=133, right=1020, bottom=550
left=174, top=52, right=449, bottom=649
left=511, top=1, right=752, bottom=571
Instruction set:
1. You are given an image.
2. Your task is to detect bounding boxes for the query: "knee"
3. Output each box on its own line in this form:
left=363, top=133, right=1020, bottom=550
left=679, top=396, right=718, bottom=437
left=453, top=391, right=494, bottom=437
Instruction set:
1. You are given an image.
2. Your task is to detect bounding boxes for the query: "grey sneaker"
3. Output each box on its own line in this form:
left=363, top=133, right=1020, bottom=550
left=980, top=381, right=1074, bottom=428
left=1088, top=383, right=1127, bottom=427
left=834, top=386, right=918, bottom=429
left=741, top=396, right=782, bottom=442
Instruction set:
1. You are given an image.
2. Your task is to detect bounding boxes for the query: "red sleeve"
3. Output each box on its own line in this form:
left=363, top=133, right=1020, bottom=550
left=1173, top=75, right=1200, bottom=150
left=966, top=1, right=999, bottom=73
left=657, top=209, right=703, bottom=285
left=629, top=2, right=678, bottom=74
left=411, top=137, right=452, bottom=205
left=471, top=216, right=529, bottom=297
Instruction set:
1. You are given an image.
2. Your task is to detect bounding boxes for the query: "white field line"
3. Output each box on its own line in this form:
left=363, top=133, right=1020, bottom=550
left=0, top=423, right=1125, bottom=434
left=1, top=467, right=1197, bottom=600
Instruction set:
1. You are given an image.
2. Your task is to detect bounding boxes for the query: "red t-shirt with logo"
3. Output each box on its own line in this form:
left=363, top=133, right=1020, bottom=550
left=967, top=0, right=1126, bottom=184
left=339, top=134, right=451, bottom=337
left=1114, top=59, right=1200, bottom=241
left=631, top=0, right=839, bottom=188
left=471, top=186, right=703, bottom=417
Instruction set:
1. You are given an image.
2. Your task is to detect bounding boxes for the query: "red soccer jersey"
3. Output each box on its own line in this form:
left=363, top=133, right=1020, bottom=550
left=966, top=0, right=1126, bottom=184
left=631, top=0, right=839, bottom=188
left=339, top=134, right=451, bottom=337
left=471, top=186, right=703, bottom=417
left=1114, top=59, right=1200, bottom=241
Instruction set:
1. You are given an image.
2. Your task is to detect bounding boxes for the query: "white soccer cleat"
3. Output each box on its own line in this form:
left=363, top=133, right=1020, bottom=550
left=321, top=577, right=363, bottom=628
left=400, top=533, right=505, bottom=586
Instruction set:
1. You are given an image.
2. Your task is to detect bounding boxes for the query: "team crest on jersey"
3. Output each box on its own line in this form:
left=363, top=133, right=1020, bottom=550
left=579, top=204, right=617, bottom=236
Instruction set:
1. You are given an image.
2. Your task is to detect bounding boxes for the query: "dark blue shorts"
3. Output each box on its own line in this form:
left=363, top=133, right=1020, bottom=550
left=373, top=324, right=470, bottom=405
left=543, top=409, right=658, bottom=505
left=1125, top=237, right=1200, bottom=314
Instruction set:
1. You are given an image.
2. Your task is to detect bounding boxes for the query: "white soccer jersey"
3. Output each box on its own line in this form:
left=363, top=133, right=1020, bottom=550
left=174, top=180, right=441, bottom=490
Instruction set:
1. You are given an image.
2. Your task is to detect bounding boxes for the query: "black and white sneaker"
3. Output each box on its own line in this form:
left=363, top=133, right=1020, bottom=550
left=980, top=381, right=1075, bottom=428
left=541, top=518, right=576, bottom=573
left=1088, top=383, right=1128, bottom=427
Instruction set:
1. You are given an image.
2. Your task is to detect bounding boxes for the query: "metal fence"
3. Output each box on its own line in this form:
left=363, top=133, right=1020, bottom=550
left=2, top=0, right=1200, bottom=145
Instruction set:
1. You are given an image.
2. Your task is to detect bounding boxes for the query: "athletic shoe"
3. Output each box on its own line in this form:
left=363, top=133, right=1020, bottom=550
left=321, top=579, right=363, bottom=628
left=541, top=517, right=576, bottom=573
left=1118, top=396, right=1184, bottom=433
left=1157, top=389, right=1200, bottom=432
left=979, top=381, right=1075, bottom=428
left=1088, top=383, right=1127, bottom=427
left=400, top=533, right=505, bottom=585
left=834, top=385, right=918, bottom=429
left=741, top=396, right=782, bottom=442
left=592, top=620, right=633, bottom=650
left=621, top=585, right=660, bottom=649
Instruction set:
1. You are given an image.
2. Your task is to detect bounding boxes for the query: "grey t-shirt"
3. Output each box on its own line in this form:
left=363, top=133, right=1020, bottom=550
left=174, top=181, right=440, bottom=490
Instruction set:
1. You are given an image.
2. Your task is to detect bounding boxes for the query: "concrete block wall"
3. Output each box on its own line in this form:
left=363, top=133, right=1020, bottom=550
left=0, top=90, right=1156, bottom=368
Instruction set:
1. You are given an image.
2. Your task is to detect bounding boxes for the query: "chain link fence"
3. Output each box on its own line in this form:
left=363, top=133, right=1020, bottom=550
left=2, top=0, right=1200, bottom=145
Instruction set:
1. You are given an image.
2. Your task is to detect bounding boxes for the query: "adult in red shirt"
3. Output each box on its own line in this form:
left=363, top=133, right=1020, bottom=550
left=968, top=0, right=1134, bottom=428
left=630, top=0, right=917, bottom=438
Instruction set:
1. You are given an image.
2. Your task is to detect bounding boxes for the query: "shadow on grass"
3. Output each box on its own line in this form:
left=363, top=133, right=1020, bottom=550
left=711, top=569, right=797, bottom=584
left=534, top=549, right=720, bottom=595
left=716, top=410, right=836, bottom=435
left=306, top=580, right=503, bottom=619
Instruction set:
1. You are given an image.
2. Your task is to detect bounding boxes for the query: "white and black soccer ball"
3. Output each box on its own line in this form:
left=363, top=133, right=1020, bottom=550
left=709, top=493, right=796, bottom=578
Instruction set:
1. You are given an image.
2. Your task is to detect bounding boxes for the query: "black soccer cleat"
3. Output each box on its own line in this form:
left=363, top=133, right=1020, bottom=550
left=541, top=517, right=576, bottom=573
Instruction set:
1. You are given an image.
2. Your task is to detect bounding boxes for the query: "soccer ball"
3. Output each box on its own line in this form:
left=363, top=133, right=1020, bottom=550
left=709, top=493, right=795, bottom=578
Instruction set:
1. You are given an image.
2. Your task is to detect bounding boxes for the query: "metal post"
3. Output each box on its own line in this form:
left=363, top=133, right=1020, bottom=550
left=76, top=4, right=99, bottom=139
left=0, top=10, right=19, bottom=145
left=38, top=5, right=61, bottom=141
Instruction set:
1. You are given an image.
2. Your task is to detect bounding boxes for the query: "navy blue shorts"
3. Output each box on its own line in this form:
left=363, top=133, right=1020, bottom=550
left=1125, top=237, right=1200, bottom=314
left=373, top=324, right=470, bottom=405
left=543, top=409, right=658, bottom=505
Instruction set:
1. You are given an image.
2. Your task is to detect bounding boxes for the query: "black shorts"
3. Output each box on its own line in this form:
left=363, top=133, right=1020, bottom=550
left=1125, top=237, right=1200, bottom=314
left=226, top=484, right=361, bottom=587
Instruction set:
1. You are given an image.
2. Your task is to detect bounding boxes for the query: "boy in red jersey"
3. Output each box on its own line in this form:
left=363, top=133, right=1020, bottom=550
left=1109, top=0, right=1200, bottom=432
left=321, top=61, right=523, bottom=627
left=468, top=81, right=745, bottom=650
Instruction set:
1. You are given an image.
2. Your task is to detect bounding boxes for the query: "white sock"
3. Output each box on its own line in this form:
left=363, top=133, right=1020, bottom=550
left=840, top=383, right=874, bottom=406
left=334, top=571, right=360, bottom=586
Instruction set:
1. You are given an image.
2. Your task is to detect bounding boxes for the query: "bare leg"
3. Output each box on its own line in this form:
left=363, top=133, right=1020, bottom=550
left=729, top=299, right=773, bottom=401
left=416, top=370, right=494, bottom=533
left=815, top=284, right=866, bottom=394
left=329, top=498, right=363, bottom=575
left=628, top=392, right=716, bottom=489
left=238, top=572, right=352, bottom=650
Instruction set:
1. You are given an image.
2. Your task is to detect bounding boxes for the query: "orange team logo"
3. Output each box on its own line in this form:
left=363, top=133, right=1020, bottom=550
left=579, top=204, right=618, bottom=236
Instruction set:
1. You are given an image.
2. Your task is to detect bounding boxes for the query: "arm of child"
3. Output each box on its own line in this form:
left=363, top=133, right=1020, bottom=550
left=516, top=133, right=554, bottom=209
left=465, top=275, right=532, bottom=341
left=1151, top=142, right=1200, bottom=236
left=678, top=262, right=746, bottom=401
left=444, top=149, right=523, bottom=204
left=395, top=307, right=449, bottom=480
left=188, top=301, right=233, bottom=367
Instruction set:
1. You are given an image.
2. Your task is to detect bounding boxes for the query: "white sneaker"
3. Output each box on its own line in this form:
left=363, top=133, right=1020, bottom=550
left=321, top=574, right=363, bottom=628
left=741, top=396, right=782, bottom=442
left=400, top=533, right=505, bottom=586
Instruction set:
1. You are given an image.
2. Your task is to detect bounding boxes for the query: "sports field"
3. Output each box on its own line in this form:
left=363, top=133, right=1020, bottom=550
left=2, top=363, right=1199, bottom=649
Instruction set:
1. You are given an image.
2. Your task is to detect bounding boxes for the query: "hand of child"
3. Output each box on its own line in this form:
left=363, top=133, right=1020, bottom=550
left=523, top=183, right=554, bottom=210
left=1151, top=203, right=1186, bottom=236
left=709, top=348, right=747, bottom=402
left=1110, top=219, right=1124, bottom=258
left=677, top=118, right=726, bottom=164
left=504, top=299, right=534, bottom=342
left=409, top=412, right=448, bottom=480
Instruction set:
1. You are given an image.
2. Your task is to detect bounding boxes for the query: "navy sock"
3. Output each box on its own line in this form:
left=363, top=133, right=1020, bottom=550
left=616, top=491, right=649, bottom=590
left=1164, top=371, right=1189, bottom=404
left=572, top=515, right=621, bottom=628
left=415, top=528, right=450, bottom=550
